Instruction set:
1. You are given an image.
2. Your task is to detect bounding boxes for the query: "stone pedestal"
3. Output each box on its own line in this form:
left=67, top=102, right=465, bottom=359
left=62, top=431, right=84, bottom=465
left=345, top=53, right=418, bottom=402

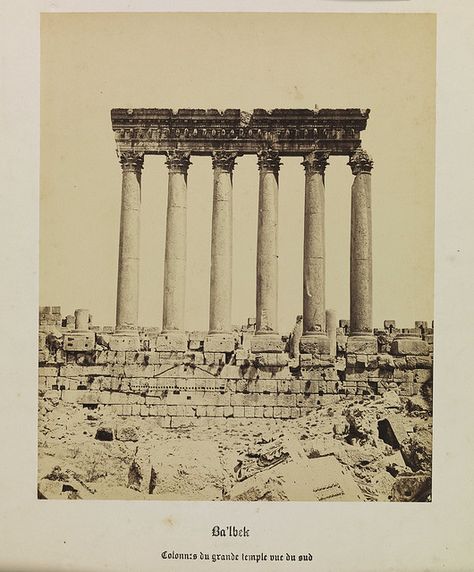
left=346, top=335, right=378, bottom=355
left=155, top=332, right=188, bottom=352
left=204, top=334, right=236, bottom=353
left=255, top=150, right=280, bottom=348
left=162, top=151, right=191, bottom=335
left=391, top=334, right=430, bottom=356
left=299, top=334, right=330, bottom=355
left=209, top=152, right=236, bottom=336
left=116, top=151, right=143, bottom=333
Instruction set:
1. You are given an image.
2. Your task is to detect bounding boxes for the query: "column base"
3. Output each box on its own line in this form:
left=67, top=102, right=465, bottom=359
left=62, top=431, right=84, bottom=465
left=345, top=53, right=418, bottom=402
left=346, top=334, right=378, bottom=355
left=299, top=333, right=330, bottom=356
left=251, top=333, right=285, bottom=353
left=204, top=333, right=236, bottom=353
left=391, top=334, right=430, bottom=356
left=109, top=331, right=140, bottom=351
left=156, top=332, right=188, bottom=352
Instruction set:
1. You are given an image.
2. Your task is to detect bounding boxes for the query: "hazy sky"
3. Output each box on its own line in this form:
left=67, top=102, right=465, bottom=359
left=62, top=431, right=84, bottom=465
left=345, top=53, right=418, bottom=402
left=40, top=13, right=435, bottom=333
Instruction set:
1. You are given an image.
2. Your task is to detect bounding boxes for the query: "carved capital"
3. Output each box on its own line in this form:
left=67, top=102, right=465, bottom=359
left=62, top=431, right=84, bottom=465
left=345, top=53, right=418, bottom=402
left=348, top=148, right=373, bottom=175
left=118, top=151, right=144, bottom=173
left=302, top=151, right=329, bottom=175
left=165, top=150, right=191, bottom=174
left=257, top=149, right=281, bottom=173
left=211, top=151, right=238, bottom=172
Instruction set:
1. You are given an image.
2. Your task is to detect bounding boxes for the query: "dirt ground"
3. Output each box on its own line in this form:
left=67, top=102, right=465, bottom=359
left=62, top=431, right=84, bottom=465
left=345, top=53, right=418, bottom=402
left=37, top=390, right=432, bottom=502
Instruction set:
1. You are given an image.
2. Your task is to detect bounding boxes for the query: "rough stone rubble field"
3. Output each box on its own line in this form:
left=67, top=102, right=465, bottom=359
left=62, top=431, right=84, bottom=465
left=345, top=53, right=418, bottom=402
left=38, top=388, right=432, bottom=502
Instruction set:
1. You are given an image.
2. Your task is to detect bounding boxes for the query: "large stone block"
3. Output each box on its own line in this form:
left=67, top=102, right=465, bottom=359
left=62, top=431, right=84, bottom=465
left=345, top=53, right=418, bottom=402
left=203, top=335, right=236, bottom=353
left=155, top=333, right=187, bottom=352
left=63, top=332, right=96, bottom=352
left=346, top=335, right=378, bottom=355
left=250, top=336, right=285, bottom=353
left=299, top=335, right=330, bottom=355
left=109, top=333, right=140, bottom=351
left=391, top=337, right=430, bottom=356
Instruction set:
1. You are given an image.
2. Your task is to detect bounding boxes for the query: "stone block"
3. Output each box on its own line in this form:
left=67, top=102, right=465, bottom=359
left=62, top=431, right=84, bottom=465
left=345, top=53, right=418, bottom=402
left=204, top=352, right=226, bottom=365
left=155, top=333, right=187, bottom=352
left=171, top=417, right=194, bottom=428
left=346, top=336, right=378, bottom=355
left=233, top=406, right=245, bottom=417
left=140, top=404, right=149, bottom=416
left=301, top=380, right=319, bottom=394
left=223, top=406, right=234, bottom=417
left=204, top=335, right=235, bottom=353
left=39, top=366, right=59, bottom=377
left=196, top=405, right=207, bottom=417
left=109, top=334, right=140, bottom=351
left=254, top=406, right=264, bottom=418
left=188, top=340, right=202, bottom=351
left=250, top=336, right=285, bottom=353
left=122, top=404, right=132, bottom=416
left=415, top=356, right=433, bottom=369
left=244, top=406, right=255, bottom=418
left=391, top=337, right=430, bottom=356
left=414, top=369, right=433, bottom=384
left=296, top=394, right=320, bottom=407
left=220, top=364, right=241, bottom=379
left=257, top=379, right=278, bottom=393
left=184, top=405, right=196, bottom=417
left=290, top=407, right=300, bottom=419
left=123, top=364, right=156, bottom=378
left=299, top=335, right=330, bottom=355
left=280, top=407, right=291, bottom=419
left=263, top=406, right=274, bottom=418
left=299, top=354, right=313, bottom=367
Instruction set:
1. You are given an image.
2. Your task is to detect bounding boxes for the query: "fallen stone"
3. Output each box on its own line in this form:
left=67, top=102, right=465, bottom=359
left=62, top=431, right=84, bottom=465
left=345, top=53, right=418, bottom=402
left=378, top=415, right=409, bottom=449
left=391, top=474, right=431, bottom=502
left=116, top=425, right=139, bottom=442
left=400, top=426, right=432, bottom=472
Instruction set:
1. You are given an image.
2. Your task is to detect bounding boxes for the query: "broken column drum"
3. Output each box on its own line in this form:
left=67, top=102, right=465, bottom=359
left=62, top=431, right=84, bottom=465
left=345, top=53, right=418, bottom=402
left=111, top=108, right=372, bottom=353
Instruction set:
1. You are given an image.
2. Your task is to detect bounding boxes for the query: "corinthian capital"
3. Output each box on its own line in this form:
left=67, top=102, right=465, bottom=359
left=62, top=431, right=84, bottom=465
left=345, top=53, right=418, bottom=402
left=257, top=149, right=281, bottom=173
left=302, top=151, right=329, bottom=175
left=211, top=151, right=238, bottom=172
left=118, top=150, right=144, bottom=173
left=165, top=150, right=191, bottom=174
left=348, top=148, right=373, bottom=175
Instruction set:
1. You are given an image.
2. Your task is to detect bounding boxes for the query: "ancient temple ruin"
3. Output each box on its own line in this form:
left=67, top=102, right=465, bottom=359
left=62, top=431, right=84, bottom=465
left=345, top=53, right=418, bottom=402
left=38, top=107, right=433, bottom=425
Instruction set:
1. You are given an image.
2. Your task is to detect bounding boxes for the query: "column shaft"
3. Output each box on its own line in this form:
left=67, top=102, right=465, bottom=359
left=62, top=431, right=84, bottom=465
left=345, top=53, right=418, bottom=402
left=116, top=151, right=143, bottom=332
left=209, top=153, right=236, bottom=334
left=349, top=149, right=374, bottom=336
left=256, top=150, right=280, bottom=335
left=162, top=151, right=191, bottom=333
left=302, top=152, right=329, bottom=335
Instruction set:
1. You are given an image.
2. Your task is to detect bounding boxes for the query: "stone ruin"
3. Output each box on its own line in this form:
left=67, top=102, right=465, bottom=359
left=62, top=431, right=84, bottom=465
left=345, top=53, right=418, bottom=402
left=38, top=107, right=434, bottom=427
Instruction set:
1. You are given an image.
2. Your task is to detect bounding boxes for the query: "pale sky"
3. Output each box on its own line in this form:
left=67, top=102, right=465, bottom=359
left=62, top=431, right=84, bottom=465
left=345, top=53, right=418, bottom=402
left=40, top=13, right=435, bottom=333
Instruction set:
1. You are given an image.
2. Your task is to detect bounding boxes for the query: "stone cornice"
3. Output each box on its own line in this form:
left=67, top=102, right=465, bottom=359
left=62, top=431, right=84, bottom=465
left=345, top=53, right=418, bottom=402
left=302, top=151, right=330, bottom=175
left=111, top=107, right=369, bottom=157
left=348, top=148, right=374, bottom=175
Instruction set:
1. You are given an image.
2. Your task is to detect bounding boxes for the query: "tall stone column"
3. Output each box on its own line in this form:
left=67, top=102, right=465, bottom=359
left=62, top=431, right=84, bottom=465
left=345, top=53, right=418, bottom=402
left=205, top=151, right=237, bottom=353
left=300, top=151, right=330, bottom=355
left=347, top=148, right=377, bottom=354
left=160, top=150, right=191, bottom=351
left=252, top=149, right=283, bottom=353
left=115, top=150, right=143, bottom=338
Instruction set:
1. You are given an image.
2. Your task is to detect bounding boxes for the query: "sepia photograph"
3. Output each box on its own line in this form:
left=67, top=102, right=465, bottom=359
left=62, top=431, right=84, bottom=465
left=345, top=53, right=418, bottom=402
left=37, top=12, right=436, bottom=503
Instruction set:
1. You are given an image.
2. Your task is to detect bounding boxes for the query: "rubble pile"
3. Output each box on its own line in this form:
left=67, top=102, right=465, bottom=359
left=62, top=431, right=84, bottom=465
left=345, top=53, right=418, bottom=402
left=38, top=389, right=432, bottom=502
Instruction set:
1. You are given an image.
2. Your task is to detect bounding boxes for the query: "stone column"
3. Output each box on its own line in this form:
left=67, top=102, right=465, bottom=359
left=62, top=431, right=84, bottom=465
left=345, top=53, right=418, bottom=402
left=160, top=150, right=191, bottom=351
left=252, top=149, right=283, bottom=353
left=347, top=148, right=377, bottom=354
left=300, top=151, right=330, bottom=355
left=74, top=309, right=90, bottom=332
left=205, top=151, right=237, bottom=353
left=115, top=151, right=144, bottom=336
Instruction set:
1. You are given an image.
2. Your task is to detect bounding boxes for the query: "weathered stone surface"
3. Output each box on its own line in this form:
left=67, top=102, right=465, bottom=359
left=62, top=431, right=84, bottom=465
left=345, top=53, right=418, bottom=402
left=300, top=335, right=330, bottom=355
left=250, top=336, right=285, bottom=353
left=203, top=335, right=235, bottom=353
left=346, top=335, right=377, bottom=355
left=109, top=333, right=140, bottom=351
left=391, top=337, right=430, bottom=356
